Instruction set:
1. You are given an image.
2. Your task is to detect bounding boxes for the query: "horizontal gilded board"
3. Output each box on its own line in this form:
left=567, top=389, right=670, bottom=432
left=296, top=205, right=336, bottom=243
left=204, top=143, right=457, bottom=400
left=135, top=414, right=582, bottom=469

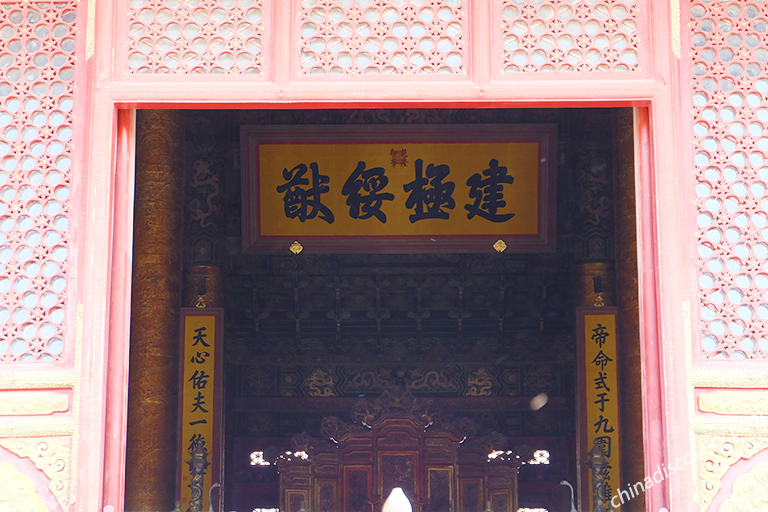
left=242, top=125, right=556, bottom=253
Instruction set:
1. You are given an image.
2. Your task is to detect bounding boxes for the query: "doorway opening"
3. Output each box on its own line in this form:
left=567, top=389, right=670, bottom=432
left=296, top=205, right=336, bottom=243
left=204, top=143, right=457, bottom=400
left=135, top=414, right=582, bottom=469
left=123, top=107, right=643, bottom=512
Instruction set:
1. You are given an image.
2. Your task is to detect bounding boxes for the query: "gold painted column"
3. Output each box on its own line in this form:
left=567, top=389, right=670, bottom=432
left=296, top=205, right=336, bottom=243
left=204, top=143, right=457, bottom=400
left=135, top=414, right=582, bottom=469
left=613, top=108, right=645, bottom=512
left=125, top=110, right=186, bottom=511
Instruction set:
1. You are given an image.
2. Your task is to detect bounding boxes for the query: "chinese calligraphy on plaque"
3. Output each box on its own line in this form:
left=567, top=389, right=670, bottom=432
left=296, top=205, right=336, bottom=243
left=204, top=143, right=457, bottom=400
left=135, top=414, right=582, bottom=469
left=179, top=312, right=221, bottom=512
left=581, top=311, right=622, bottom=511
left=242, top=125, right=557, bottom=252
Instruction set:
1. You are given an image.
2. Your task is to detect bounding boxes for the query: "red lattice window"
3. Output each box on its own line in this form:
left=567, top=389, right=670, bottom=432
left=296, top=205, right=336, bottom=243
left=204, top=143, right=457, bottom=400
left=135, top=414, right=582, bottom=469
left=298, top=0, right=466, bottom=76
left=497, top=0, right=640, bottom=74
left=690, top=2, right=768, bottom=359
left=125, top=0, right=266, bottom=75
left=0, top=1, right=75, bottom=361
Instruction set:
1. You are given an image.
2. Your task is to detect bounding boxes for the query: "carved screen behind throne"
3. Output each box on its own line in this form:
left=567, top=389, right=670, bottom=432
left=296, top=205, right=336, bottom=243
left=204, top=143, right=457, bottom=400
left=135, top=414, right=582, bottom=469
left=277, top=390, right=521, bottom=512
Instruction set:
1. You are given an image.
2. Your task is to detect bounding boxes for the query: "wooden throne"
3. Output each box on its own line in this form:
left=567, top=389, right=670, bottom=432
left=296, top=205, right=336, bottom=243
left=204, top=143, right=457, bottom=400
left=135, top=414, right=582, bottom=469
left=276, top=390, right=523, bottom=512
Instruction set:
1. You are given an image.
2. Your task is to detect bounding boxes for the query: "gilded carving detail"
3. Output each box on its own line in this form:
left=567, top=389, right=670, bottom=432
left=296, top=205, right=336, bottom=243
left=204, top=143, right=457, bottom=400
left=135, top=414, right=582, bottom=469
left=700, top=391, right=768, bottom=415
left=188, top=160, right=221, bottom=229
left=0, top=461, right=48, bottom=512
left=0, top=392, right=69, bottom=416
left=718, top=461, right=768, bottom=512
left=466, top=368, right=493, bottom=396
left=697, top=435, right=768, bottom=510
left=0, top=436, right=73, bottom=511
left=306, top=368, right=335, bottom=397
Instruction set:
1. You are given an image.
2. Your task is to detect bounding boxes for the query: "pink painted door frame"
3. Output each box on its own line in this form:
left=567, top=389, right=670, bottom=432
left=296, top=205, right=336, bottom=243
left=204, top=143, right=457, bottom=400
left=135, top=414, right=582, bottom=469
left=73, top=1, right=697, bottom=512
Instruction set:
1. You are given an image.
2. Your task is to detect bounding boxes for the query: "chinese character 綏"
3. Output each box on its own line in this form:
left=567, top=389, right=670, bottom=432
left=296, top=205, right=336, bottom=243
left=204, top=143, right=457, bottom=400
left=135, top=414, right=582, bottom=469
left=403, top=159, right=456, bottom=222
left=191, top=391, right=209, bottom=414
left=594, top=392, right=610, bottom=412
left=592, top=323, right=609, bottom=348
left=593, top=414, right=615, bottom=434
left=276, top=162, right=335, bottom=224
left=192, top=326, right=210, bottom=348
left=594, top=371, right=611, bottom=392
left=594, top=436, right=612, bottom=458
left=591, top=349, right=613, bottom=371
left=188, top=433, right=206, bottom=452
left=341, top=161, right=394, bottom=223
left=188, top=369, right=210, bottom=390
left=464, top=159, right=516, bottom=223
left=190, top=351, right=210, bottom=364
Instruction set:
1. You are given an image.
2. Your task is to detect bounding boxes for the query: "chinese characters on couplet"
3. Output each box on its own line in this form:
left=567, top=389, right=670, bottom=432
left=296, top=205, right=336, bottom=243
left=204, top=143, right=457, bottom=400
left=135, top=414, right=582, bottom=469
left=588, top=321, right=617, bottom=503
left=276, top=158, right=517, bottom=224
left=188, top=326, right=210, bottom=428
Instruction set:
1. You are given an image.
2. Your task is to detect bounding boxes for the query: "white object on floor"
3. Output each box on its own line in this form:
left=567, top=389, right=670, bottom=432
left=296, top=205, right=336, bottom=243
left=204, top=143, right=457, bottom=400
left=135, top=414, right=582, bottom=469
left=383, top=487, right=413, bottom=512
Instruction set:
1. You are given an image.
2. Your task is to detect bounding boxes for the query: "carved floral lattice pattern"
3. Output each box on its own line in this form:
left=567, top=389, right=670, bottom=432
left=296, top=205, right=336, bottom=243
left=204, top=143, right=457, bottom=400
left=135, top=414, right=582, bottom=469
left=125, top=0, right=265, bottom=75
left=691, top=1, right=768, bottom=359
left=298, top=0, right=465, bottom=75
left=498, top=0, right=640, bottom=73
left=0, top=1, right=74, bottom=362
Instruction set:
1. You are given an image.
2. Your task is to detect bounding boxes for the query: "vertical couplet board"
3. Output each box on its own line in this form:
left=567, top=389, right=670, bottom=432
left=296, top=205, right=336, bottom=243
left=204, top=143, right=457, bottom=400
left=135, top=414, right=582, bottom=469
left=178, top=308, right=224, bottom=512
left=577, top=308, right=622, bottom=510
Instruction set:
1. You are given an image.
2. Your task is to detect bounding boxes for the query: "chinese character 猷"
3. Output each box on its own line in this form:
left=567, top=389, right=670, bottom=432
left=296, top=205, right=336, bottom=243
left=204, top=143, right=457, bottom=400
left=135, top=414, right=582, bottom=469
left=192, top=327, right=210, bottom=348
left=276, top=162, right=335, bottom=224
left=465, top=159, right=516, bottom=223
left=403, top=159, right=456, bottom=222
left=341, top=161, right=394, bottom=223
left=592, top=323, right=609, bottom=348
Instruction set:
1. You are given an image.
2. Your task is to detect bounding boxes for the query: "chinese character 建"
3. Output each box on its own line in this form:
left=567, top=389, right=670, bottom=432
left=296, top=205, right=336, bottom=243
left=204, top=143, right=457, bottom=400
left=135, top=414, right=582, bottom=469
left=465, top=159, right=516, bottom=223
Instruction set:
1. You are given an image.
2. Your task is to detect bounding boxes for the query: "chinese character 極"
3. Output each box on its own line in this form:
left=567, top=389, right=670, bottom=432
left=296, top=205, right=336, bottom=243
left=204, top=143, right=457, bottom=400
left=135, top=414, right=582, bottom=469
left=465, top=159, right=516, bottom=223
left=276, top=162, right=335, bottom=224
left=403, top=159, right=456, bottom=222
left=341, top=161, right=394, bottom=223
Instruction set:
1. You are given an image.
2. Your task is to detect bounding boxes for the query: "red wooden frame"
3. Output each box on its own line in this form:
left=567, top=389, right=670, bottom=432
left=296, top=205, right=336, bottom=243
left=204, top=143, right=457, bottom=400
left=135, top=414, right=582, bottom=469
left=69, top=1, right=701, bottom=511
